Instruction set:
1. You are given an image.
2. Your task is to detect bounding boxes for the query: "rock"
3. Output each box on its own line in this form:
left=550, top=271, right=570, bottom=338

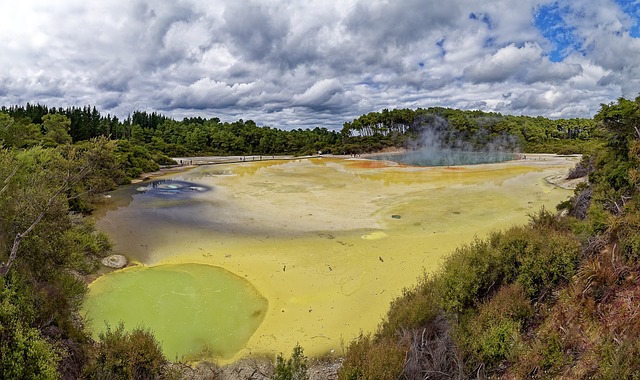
left=101, top=254, right=128, bottom=269
left=173, top=357, right=343, bottom=380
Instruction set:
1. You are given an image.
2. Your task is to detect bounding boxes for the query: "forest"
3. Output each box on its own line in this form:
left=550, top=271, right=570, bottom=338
left=2, top=103, right=597, bottom=160
left=0, top=97, right=637, bottom=378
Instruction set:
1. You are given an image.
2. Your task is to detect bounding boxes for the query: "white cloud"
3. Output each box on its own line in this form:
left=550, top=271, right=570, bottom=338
left=293, top=79, right=343, bottom=107
left=463, top=42, right=543, bottom=83
left=0, top=0, right=637, bottom=129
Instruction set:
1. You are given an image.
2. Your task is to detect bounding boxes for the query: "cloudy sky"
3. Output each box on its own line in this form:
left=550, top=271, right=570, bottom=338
left=1, top=0, right=639, bottom=130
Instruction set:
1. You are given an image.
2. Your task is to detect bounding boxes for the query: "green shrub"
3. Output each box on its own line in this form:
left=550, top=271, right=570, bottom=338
left=379, top=274, right=441, bottom=337
left=540, top=333, right=570, bottom=372
left=455, top=284, right=531, bottom=371
left=272, top=343, right=308, bottom=380
left=114, top=141, right=160, bottom=180
left=599, top=338, right=640, bottom=380
left=0, top=275, right=60, bottom=380
left=83, top=323, right=167, bottom=380
left=338, top=333, right=405, bottom=380
left=0, top=322, right=60, bottom=380
left=527, top=207, right=565, bottom=230
left=515, top=229, right=581, bottom=299
left=343, top=212, right=580, bottom=376
left=477, top=319, right=521, bottom=367
left=608, top=200, right=640, bottom=262
left=61, top=220, right=112, bottom=274
left=439, top=234, right=516, bottom=313
left=586, top=204, right=610, bottom=234
left=151, top=152, right=176, bottom=166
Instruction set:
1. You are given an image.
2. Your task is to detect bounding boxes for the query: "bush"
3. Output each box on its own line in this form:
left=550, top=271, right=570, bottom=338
left=0, top=322, right=60, bottom=380
left=567, top=155, right=595, bottom=179
left=402, top=315, right=464, bottom=380
left=338, top=333, right=406, bottom=380
left=272, top=344, right=308, bottom=380
left=515, top=229, right=581, bottom=299
left=607, top=200, right=640, bottom=262
left=540, top=333, right=571, bottom=372
left=439, top=234, right=516, bottom=313
left=379, top=274, right=441, bottom=337
left=0, top=275, right=60, bottom=380
left=599, top=337, right=640, bottom=379
left=341, top=210, right=580, bottom=376
left=151, top=152, right=176, bottom=166
left=83, top=323, right=168, bottom=380
left=114, top=141, right=160, bottom=180
left=477, top=320, right=521, bottom=366
left=455, top=284, right=532, bottom=371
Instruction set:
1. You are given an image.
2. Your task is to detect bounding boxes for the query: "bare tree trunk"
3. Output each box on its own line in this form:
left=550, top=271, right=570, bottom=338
left=0, top=164, right=91, bottom=277
left=0, top=166, right=19, bottom=195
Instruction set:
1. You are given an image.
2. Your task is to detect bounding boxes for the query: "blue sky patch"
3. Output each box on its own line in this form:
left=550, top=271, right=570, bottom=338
left=534, top=3, right=580, bottom=62
left=469, top=12, right=494, bottom=29
left=436, top=38, right=446, bottom=57
left=615, top=0, right=640, bottom=37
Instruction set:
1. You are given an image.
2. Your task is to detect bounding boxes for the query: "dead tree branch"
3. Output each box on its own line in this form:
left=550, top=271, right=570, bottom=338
left=0, top=165, right=19, bottom=196
left=0, top=163, right=93, bottom=277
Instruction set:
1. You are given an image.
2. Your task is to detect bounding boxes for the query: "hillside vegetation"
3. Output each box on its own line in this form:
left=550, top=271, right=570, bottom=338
left=2, top=103, right=599, bottom=157
left=0, top=97, right=635, bottom=378
left=338, top=96, right=640, bottom=379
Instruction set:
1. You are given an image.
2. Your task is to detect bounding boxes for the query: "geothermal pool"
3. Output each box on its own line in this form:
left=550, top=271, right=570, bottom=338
left=83, top=263, right=267, bottom=360
left=84, top=155, right=577, bottom=362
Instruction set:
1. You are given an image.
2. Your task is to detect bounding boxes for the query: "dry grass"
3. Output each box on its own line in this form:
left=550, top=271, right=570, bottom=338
left=401, top=314, right=464, bottom=380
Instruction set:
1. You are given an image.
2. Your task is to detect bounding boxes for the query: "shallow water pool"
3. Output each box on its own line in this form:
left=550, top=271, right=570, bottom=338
left=83, top=263, right=267, bottom=360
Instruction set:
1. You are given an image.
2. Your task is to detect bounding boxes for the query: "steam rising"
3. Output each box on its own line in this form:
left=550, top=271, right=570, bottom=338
left=377, top=115, right=519, bottom=166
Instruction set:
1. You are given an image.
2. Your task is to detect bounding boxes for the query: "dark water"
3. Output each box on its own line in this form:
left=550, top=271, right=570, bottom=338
left=135, top=179, right=211, bottom=196
left=374, top=150, right=516, bottom=166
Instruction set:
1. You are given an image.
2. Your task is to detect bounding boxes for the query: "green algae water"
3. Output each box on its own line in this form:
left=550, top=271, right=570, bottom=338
left=83, top=263, right=267, bottom=360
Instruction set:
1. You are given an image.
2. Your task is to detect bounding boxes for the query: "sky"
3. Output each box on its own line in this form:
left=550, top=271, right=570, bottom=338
left=0, top=0, right=639, bottom=130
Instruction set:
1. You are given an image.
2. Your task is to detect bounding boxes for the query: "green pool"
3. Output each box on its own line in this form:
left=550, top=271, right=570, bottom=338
left=83, top=263, right=268, bottom=361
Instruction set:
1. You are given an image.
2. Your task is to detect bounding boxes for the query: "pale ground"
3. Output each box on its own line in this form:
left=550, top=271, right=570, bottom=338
left=92, top=153, right=580, bottom=366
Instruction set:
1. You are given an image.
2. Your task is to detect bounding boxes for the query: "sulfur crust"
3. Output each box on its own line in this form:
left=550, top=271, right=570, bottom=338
left=93, top=154, right=578, bottom=363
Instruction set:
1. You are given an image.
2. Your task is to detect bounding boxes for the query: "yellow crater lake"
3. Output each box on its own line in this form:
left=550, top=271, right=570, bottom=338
left=85, top=154, right=577, bottom=363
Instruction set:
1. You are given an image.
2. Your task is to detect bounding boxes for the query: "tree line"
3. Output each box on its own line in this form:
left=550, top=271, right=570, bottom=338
left=341, top=107, right=598, bottom=154
left=2, top=103, right=599, bottom=161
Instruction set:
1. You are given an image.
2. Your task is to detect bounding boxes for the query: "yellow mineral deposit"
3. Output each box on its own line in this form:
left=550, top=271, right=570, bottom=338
left=84, top=154, right=578, bottom=363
